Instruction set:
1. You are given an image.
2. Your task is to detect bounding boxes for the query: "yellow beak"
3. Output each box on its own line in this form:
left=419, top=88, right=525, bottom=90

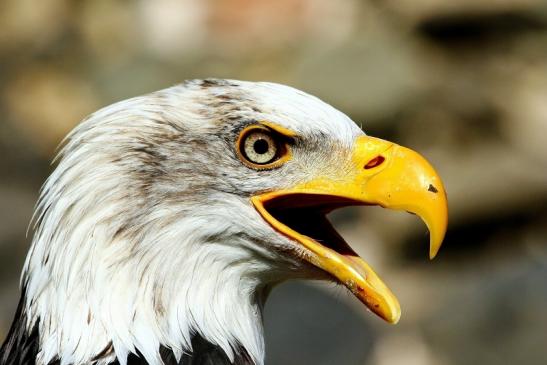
left=252, top=135, right=448, bottom=324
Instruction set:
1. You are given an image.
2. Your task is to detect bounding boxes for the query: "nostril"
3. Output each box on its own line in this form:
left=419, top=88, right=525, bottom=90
left=364, top=155, right=385, bottom=169
left=428, top=184, right=439, bottom=193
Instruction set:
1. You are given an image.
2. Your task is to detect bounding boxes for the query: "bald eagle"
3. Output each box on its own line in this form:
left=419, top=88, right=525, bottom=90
left=0, top=79, right=447, bottom=365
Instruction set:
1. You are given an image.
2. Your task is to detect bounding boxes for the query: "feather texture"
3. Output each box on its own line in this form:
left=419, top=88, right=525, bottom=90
left=1, top=79, right=363, bottom=365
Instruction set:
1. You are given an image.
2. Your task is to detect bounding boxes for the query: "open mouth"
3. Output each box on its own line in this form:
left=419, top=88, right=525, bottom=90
left=252, top=192, right=402, bottom=324
left=260, top=193, right=358, bottom=257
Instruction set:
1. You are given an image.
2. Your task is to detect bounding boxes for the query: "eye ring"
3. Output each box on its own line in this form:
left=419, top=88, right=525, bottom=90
left=236, top=125, right=291, bottom=169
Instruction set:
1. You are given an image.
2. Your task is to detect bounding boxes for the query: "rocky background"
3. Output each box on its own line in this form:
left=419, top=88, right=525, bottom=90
left=1, top=1, right=546, bottom=364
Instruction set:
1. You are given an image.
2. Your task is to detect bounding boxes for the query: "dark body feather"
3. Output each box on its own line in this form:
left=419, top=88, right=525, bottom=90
left=120, top=337, right=253, bottom=365
left=0, top=291, right=39, bottom=365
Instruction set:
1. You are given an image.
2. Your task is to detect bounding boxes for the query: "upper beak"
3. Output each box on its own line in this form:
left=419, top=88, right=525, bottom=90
left=252, top=135, right=448, bottom=324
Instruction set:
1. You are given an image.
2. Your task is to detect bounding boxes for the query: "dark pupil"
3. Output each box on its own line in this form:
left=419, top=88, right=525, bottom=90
left=253, top=139, right=270, bottom=154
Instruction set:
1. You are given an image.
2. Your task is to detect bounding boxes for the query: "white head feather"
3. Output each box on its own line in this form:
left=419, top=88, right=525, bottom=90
left=22, top=79, right=363, bottom=365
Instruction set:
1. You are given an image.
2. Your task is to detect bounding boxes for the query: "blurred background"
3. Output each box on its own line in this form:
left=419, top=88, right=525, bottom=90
left=1, top=0, right=547, bottom=364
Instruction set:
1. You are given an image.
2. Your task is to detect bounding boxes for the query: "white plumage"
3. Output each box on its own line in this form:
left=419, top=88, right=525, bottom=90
left=1, top=79, right=447, bottom=365
left=23, top=80, right=362, bottom=365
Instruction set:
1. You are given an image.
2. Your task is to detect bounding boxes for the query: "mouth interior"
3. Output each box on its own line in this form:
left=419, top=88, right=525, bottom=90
left=262, top=193, right=360, bottom=256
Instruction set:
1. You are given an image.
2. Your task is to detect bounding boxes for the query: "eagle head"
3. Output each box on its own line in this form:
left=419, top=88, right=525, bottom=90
left=10, top=79, right=447, bottom=365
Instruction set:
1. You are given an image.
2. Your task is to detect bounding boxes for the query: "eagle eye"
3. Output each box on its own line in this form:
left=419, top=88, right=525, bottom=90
left=237, top=126, right=290, bottom=169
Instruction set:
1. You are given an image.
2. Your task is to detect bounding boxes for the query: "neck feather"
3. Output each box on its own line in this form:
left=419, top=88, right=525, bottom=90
left=21, top=201, right=282, bottom=365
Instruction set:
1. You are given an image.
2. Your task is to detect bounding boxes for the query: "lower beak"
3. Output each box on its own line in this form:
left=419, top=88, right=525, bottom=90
left=252, top=135, right=448, bottom=324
